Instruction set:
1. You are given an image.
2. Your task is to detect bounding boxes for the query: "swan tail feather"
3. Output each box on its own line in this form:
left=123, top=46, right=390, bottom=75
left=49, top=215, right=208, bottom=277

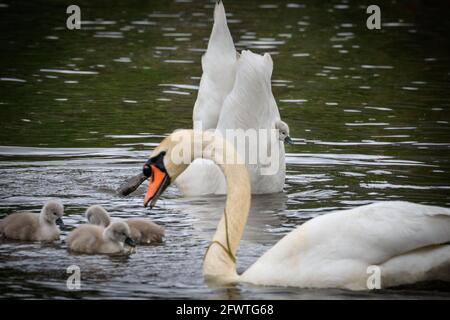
left=214, top=0, right=226, bottom=26
left=206, top=1, right=235, bottom=61
left=193, top=1, right=238, bottom=133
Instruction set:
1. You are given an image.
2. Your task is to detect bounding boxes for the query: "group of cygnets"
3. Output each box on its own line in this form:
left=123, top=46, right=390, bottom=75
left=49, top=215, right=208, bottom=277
left=0, top=200, right=164, bottom=255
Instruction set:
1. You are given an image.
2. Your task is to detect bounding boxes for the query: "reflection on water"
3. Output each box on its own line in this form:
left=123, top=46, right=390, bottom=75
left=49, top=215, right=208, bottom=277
left=0, top=0, right=450, bottom=299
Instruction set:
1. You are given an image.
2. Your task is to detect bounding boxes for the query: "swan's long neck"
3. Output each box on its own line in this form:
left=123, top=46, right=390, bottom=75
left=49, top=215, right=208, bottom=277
left=197, top=132, right=251, bottom=283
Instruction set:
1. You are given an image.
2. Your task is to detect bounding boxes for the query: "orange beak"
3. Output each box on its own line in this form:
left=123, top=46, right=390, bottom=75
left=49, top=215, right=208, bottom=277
left=143, top=164, right=171, bottom=208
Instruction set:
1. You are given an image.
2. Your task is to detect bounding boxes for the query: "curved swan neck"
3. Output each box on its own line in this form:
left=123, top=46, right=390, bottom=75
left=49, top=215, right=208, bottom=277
left=197, top=132, right=251, bottom=282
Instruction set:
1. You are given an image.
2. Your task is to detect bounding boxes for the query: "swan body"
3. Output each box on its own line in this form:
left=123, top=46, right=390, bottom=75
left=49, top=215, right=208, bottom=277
left=85, top=205, right=164, bottom=244
left=240, top=201, right=450, bottom=290
left=0, top=200, right=65, bottom=242
left=141, top=130, right=450, bottom=290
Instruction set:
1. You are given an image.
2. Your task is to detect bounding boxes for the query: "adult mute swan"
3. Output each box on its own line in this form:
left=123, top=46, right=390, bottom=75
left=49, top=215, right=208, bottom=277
left=176, top=50, right=288, bottom=195
left=132, top=130, right=450, bottom=290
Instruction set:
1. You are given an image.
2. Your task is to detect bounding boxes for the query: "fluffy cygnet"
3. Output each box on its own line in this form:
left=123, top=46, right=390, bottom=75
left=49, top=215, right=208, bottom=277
left=275, top=120, right=293, bottom=144
left=67, top=220, right=135, bottom=255
left=0, top=200, right=65, bottom=241
left=85, top=205, right=165, bottom=244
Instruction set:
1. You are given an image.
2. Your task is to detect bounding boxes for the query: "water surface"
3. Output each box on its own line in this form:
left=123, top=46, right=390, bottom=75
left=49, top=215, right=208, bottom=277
left=0, top=0, right=450, bottom=299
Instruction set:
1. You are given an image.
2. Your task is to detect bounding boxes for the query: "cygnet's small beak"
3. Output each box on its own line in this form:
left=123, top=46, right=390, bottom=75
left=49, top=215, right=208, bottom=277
left=56, top=217, right=65, bottom=230
left=284, top=136, right=294, bottom=145
left=125, top=237, right=136, bottom=247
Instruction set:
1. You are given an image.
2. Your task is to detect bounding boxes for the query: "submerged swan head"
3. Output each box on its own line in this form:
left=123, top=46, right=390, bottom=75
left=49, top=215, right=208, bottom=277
left=41, top=200, right=65, bottom=229
left=275, top=120, right=293, bottom=144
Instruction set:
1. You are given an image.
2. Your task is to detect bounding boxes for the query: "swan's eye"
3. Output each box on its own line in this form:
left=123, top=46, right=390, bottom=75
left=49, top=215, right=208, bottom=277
left=282, top=131, right=286, bottom=135
left=143, top=164, right=152, bottom=177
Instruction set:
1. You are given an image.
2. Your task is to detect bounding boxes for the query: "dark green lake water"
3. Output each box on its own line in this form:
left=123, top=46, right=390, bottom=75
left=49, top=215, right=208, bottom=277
left=0, top=0, right=449, bottom=299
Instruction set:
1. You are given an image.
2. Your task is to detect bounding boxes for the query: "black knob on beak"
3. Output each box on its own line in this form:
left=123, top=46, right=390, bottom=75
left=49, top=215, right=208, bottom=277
left=143, top=164, right=152, bottom=178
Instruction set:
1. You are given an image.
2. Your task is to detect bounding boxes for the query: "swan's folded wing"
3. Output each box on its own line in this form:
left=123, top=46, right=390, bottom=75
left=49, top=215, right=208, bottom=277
left=293, top=201, right=450, bottom=265
left=381, top=244, right=450, bottom=287
left=246, top=201, right=450, bottom=267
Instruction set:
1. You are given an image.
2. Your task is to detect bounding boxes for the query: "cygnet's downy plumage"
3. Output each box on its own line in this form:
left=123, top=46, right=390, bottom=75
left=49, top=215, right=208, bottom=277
left=85, top=205, right=164, bottom=244
left=0, top=200, right=65, bottom=241
left=67, top=220, right=135, bottom=255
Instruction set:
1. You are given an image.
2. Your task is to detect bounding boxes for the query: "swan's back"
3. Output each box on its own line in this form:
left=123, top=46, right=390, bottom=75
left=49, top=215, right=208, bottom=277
left=193, top=1, right=237, bottom=130
left=299, top=201, right=450, bottom=262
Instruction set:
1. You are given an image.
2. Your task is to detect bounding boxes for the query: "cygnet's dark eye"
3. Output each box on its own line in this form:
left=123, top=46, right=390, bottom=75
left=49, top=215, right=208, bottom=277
left=282, top=131, right=286, bottom=135
left=53, top=212, right=57, bottom=216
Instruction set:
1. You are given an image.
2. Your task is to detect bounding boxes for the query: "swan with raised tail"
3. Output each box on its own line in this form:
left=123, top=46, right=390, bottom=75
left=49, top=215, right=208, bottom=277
left=174, top=1, right=290, bottom=196
left=192, top=0, right=237, bottom=131
left=125, top=129, right=450, bottom=290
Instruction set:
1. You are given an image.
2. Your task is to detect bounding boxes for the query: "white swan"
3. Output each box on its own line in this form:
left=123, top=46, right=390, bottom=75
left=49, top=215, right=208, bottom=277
left=176, top=50, right=287, bottom=195
left=174, top=2, right=289, bottom=196
left=138, top=130, right=450, bottom=290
